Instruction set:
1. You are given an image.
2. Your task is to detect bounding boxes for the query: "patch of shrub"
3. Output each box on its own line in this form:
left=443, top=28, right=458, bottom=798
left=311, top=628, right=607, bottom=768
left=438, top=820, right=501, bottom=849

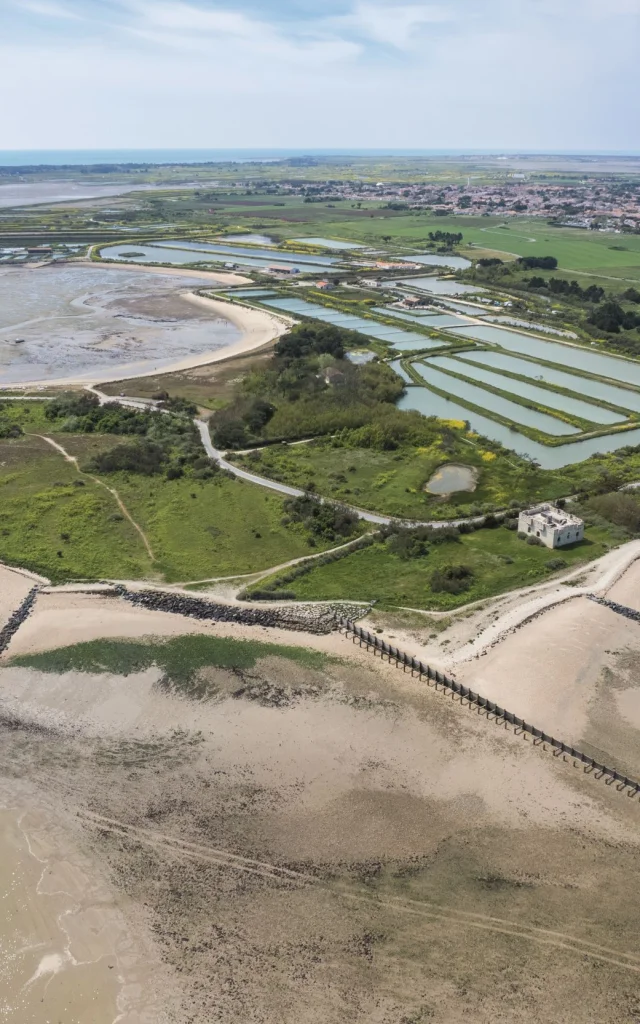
left=213, top=419, right=248, bottom=450
left=160, top=395, right=198, bottom=416
left=430, top=564, right=474, bottom=595
left=85, top=439, right=166, bottom=475
left=284, top=493, right=359, bottom=540
left=588, top=491, right=640, bottom=533
left=386, top=524, right=459, bottom=560
left=0, top=422, right=22, bottom=438
left=546, top=558, right=568, bottom=571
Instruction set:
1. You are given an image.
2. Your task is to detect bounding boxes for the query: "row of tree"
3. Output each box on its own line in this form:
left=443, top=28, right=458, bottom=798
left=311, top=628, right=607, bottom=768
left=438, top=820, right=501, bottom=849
left=527, top=277, right=605, bottom=302
left=428, top=230, right=463, bottom=245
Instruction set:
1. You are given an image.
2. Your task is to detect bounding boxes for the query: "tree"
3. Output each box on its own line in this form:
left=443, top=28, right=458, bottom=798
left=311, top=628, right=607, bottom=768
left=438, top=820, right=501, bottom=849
left=518, top=256, right=558, bottom=270
left=213, top=420, right=248, bottom=449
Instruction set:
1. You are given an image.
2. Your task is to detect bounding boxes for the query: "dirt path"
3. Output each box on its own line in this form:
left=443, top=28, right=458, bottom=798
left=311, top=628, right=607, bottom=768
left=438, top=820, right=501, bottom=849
left=32, top=434, right=156, bottom=563
left=168, top=533, right=374, bottom=590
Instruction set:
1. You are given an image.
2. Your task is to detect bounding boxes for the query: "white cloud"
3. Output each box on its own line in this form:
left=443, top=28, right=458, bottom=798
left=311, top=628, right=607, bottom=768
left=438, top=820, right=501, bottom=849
left=0, top=0, right=638, bottom=150
left=18, top=0, right=82, bottom=17
left=122, top=1, right=360, bottom=65
left=347, top=2, right=455, bottom=48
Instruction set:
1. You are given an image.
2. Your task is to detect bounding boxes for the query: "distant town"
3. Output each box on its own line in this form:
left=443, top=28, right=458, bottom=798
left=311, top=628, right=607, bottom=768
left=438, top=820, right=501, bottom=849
left=248, top=177, right=640, bottom=232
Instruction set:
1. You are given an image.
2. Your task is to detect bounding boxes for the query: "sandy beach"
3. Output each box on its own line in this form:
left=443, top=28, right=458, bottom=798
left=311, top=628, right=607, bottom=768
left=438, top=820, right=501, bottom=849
left=0, top=262, right=293, bottom=390
left=2, top=296, right=293, bottom=389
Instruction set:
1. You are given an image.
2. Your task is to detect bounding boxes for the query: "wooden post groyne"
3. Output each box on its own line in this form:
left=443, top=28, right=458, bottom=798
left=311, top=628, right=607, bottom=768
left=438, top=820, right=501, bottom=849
left=337, top=617, right=640, bottom=798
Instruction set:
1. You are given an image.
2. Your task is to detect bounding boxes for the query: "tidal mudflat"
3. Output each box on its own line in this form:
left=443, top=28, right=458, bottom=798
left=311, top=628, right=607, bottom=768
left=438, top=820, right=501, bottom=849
left=1, top=587, right=640, bottom=1023
left=0, top=265, right=241, bottom=386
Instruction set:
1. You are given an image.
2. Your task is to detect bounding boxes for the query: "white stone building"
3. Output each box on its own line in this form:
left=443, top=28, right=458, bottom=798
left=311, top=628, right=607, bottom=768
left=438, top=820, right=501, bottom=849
left=518, top=504, right=584, bottom=549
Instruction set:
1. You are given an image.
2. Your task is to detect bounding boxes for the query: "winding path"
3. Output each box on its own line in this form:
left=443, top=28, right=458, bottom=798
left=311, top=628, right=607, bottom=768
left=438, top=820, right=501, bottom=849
left=32, top=433, right=156, bottom=562
left=194, top=418, right=493, bottom=530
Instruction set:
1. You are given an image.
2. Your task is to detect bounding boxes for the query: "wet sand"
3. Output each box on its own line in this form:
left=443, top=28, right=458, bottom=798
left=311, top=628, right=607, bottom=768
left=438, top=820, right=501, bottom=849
left=3, top=572, right=640, bottom=1021
left=0, top=265, right=290, bottom=389
left=0, top=786, right=171, bottom=1024
left=2, top=609, right=640, bottom=1023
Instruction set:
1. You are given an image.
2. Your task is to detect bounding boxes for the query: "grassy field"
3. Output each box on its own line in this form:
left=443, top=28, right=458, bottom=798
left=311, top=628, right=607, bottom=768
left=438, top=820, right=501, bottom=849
left=0, top=437, right=154, bottom=582
left=257, top=524, right=619, bottom=610
left=113, top=471, right=336, bottom=582
left=0, top=406, right=337, bottom=582
left=313, top=213, right=640, bottom=275
left=232, top=436, right=640, bottom=520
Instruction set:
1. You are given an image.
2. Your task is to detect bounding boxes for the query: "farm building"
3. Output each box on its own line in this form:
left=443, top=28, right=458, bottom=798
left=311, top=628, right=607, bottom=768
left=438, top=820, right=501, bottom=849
left=268, top=265, right=300, bottom=276
left=518, top=504, right=584, bottom=549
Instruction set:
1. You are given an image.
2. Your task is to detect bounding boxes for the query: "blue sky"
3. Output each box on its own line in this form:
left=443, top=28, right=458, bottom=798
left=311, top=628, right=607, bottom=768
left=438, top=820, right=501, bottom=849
left=2, top=0, right=639, bottom=151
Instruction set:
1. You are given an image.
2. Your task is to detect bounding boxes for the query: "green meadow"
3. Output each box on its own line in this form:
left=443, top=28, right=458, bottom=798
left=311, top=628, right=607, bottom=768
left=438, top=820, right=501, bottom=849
left=256, top=524, right=619, bottom=611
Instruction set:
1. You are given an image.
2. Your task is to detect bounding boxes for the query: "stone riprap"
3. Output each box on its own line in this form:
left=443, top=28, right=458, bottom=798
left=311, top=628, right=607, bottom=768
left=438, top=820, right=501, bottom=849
left=115, top=586, right=368, bottom=634
left=0, top=587, right=39, bottom=655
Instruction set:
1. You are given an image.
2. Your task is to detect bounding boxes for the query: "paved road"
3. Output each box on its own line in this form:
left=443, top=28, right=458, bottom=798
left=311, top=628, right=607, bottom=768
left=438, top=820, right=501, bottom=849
left=52, top=386, right=640, bottom=531
left=194, top=419, right=492, bottom=529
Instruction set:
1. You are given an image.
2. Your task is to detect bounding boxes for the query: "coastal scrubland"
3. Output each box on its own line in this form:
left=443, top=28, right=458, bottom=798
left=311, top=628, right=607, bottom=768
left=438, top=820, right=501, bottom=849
left=0, top=398, right=351, bottom=583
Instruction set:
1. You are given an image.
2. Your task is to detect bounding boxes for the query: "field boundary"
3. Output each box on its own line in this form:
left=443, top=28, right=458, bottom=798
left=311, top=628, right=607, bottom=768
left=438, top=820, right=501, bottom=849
left=338, top=618, right=640, bottom=798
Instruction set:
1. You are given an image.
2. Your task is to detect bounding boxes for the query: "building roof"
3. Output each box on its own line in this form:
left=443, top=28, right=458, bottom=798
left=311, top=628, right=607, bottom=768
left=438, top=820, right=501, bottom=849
left=520, top=503, right=583, bottom=529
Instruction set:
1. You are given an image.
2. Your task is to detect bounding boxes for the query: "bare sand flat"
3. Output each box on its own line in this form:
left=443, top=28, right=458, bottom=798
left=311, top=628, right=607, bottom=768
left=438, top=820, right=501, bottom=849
left=0, top=565, right=39, bottom=626
left=457, top=594, right=640, bottom=778
left=2, top=587, right=640, bottom=1022
left=606, top=557, right=640, bottom=612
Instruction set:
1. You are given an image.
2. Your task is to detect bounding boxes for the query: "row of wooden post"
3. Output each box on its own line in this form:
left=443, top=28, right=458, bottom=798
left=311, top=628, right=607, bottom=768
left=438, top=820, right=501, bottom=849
left=338, top=618, right=640, bottom=797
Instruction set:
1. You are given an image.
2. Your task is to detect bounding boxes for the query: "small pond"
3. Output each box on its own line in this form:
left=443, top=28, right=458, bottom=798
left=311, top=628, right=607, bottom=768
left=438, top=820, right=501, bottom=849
left=402, top=254, right=472, bottom=270
left=290, top=237, right=365, bottom=249
left=221, top=234, right=275, bottom=245
left=426, top=463, right=478, bottom=495
left=399, top=276, right=483, bottom=296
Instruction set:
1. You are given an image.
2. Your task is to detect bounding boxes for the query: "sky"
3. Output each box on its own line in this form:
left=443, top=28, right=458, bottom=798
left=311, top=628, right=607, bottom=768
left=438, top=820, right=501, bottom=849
left=1, top=0, right=639, bottom=152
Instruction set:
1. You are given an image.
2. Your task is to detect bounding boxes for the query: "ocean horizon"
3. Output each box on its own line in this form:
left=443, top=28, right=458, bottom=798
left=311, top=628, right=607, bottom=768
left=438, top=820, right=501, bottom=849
left=1, top=148, right=639, bottom=168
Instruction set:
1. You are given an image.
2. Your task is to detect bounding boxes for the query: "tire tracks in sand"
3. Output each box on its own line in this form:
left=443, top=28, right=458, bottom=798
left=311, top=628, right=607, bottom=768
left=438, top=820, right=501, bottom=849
left=30, top=433, right=156, bottom=563
left=78, top=808, right=640, bottom=975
